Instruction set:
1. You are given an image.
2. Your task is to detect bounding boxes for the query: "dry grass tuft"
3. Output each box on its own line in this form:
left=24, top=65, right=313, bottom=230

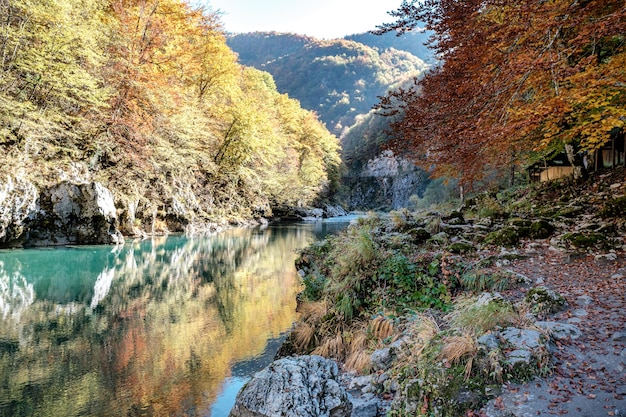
left=447, top=295, right=518, bottom=334
left=404, top=314, right=440, bottom=359
left=440, top=333, right=477, bottom=381
left=344, top=330, right=371, bottom=372
left=370, top=316, right=394, bottom=340
left=312, top=332, right=345, bottom=359
left=299, top=301, right=328, bottom=324
left=293, top=322, right=316, bottom=352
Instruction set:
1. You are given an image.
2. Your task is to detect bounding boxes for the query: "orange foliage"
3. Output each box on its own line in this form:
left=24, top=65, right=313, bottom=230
left=104, top=0, right=222, bottom=156
left=378, top=0, right=626, bottom=183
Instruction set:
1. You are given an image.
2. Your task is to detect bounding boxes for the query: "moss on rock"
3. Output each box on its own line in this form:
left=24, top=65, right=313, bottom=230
left=484, top=227, right=521, bottom=247
left=524, top=286, right=567, bottom=317
left=562, top=232, right=607, bottom=249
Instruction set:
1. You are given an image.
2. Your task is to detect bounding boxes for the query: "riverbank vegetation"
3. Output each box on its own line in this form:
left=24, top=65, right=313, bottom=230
left=291, top=168, right=625, bottom=415
left=0, top=0, right=340, bottom=225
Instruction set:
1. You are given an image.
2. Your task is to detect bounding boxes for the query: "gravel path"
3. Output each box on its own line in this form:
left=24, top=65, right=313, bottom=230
left=483, top=247, right=626, bottom=417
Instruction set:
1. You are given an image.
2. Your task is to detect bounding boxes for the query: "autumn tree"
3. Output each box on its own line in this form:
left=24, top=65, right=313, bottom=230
left=378, top=0, right=626, bottom=184
left=1, top=0, right=341, bottom=223
left=0, top=0, right=109, bottom=147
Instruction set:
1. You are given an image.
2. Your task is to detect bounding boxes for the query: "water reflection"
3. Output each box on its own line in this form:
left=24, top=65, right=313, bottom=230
left=0, top=219, right=354, bottom=417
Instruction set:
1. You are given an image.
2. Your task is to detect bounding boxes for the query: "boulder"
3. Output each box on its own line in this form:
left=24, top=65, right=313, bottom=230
left=26, top=181, right=124, bottom=246
left=370, top=338, right=407, bottom=372
left=0, top=175, right=38, bottom=247
left=499, top=328, right=544, bottom=350
left=229, top=355, right=352, bottom=417
left=524, top=286, right=567, bottom=317
left=324, top=205, right=348, bottom=218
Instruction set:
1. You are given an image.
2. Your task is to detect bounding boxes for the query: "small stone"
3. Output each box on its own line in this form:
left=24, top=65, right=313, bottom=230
left=567, top=317, right=582, bottom=325
left=377, top=373, right=390, bottom=384
left=506, top=349, right=533, bottom=365
left=477, top=334, right=500, bottom=350
left=610, top=183, right=622, bottom=189
left=535, top=277, right=545, bottom=285
left=348, top=394, right=379, bottom=417
left=573, top=309, right=588, bottom=317
left=595, top=253, right=618, bottom=261
left=347, top=375, right=373, bottom=390
left=577, top=295, right=593, bottom=306
left=535, top=321, right=582, bottom=339
left=612, top=332, right=626, bottom=342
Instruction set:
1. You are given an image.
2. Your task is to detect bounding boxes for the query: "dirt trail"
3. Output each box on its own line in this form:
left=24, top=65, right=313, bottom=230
left=483, top=247, right=626, bottom=416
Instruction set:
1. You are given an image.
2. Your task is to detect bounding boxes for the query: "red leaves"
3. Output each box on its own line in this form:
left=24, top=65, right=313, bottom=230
left=381, top=0, right=626, bottom=184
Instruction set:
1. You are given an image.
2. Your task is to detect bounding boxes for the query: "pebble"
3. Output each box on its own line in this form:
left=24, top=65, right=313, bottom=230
left=576, top=295, right=593, bottom=306
left=612, top=332, right=626, bottom=342
left=573, top=309, right=589, bottom=317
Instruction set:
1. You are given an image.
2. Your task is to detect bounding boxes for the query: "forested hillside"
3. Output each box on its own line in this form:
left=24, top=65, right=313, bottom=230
left=227, top=33, right=429, bottom=136
left=0, top=0, right=341, bottom=228
left=345, top=29, right=435, bottom=64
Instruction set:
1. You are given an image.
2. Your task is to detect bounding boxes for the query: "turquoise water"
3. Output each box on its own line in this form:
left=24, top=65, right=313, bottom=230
left=0, top=218, right=355, bottom=417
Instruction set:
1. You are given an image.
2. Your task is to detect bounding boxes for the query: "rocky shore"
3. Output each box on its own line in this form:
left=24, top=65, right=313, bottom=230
left=229, top=168, right=625, bottom=416
left=0, top=174, right=348, bottom=248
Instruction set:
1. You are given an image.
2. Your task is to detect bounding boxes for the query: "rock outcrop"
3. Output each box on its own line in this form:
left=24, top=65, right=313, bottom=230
left=0, top=176, right=123, bottom=247
left=27, top=181, right=124, bottom=246
left=229, top=355, right=352, bottom=417
left=0, top=175, right=38, bottom=247
left=342, top=150, right=427, bottom=211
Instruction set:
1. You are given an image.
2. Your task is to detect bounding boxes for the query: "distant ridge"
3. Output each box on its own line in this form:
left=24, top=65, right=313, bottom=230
left=227, top=31, right=430, bottom=137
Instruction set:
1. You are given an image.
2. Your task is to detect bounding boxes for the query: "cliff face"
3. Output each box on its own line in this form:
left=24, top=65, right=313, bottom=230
left=342, top=150, right=428, bottom=211
left=0, top=175, right=124, bottom=248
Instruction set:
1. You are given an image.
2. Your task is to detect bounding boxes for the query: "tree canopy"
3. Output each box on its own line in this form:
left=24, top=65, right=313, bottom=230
left=0, top=0, right=341, bottom=221
left=378, top=0, right=626, bottom=183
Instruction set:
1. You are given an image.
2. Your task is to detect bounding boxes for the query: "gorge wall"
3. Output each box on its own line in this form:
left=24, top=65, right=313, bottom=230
left=342, top=150, right=428, bottom=211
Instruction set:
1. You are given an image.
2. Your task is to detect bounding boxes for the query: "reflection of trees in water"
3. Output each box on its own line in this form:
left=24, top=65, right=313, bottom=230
left=0, top=225, right=315, bottom=417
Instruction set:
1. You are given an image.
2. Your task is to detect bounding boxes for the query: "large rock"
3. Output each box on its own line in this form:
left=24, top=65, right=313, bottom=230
left=0, top=175, right=38, bottom=247
left=26, top=181, right=124, bottom=246
left=229, top=355, right=352, bottom=417
left=342, top=150, right=428, bottom=211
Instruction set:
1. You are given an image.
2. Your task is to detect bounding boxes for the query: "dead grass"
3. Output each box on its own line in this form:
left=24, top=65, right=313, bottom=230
left=370, top=316, right=394, bottom=340
left=312, top=332, right=345, bottom=359
left=344, top=330, right=371, bottom=372
left=299, top=301, right=328, bottom=324
left=447, top=295, right=518, bottom=334
left=293, top=322, right=316, bottom=352
left=403, top=314, right=440, bottom=359
left=440, top=333, right=477, bottom=380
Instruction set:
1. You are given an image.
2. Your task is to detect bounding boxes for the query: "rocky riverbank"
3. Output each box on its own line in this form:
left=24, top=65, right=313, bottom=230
left=229, top=168, right=625, bottom=416
left=0, top=173, right=348, bottom=248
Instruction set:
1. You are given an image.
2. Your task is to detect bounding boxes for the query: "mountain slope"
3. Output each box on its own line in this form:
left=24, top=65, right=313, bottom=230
left=345, top=30, right=435, bottom=64
left=227, top=32, right=429, bottom=136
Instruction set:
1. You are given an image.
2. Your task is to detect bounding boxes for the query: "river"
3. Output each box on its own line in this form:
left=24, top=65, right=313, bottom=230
left=0, top=217, right=356, bottom=417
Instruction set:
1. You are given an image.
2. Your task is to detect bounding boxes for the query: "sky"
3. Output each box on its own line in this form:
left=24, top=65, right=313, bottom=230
left=201, top=0, right=404, bottom=40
